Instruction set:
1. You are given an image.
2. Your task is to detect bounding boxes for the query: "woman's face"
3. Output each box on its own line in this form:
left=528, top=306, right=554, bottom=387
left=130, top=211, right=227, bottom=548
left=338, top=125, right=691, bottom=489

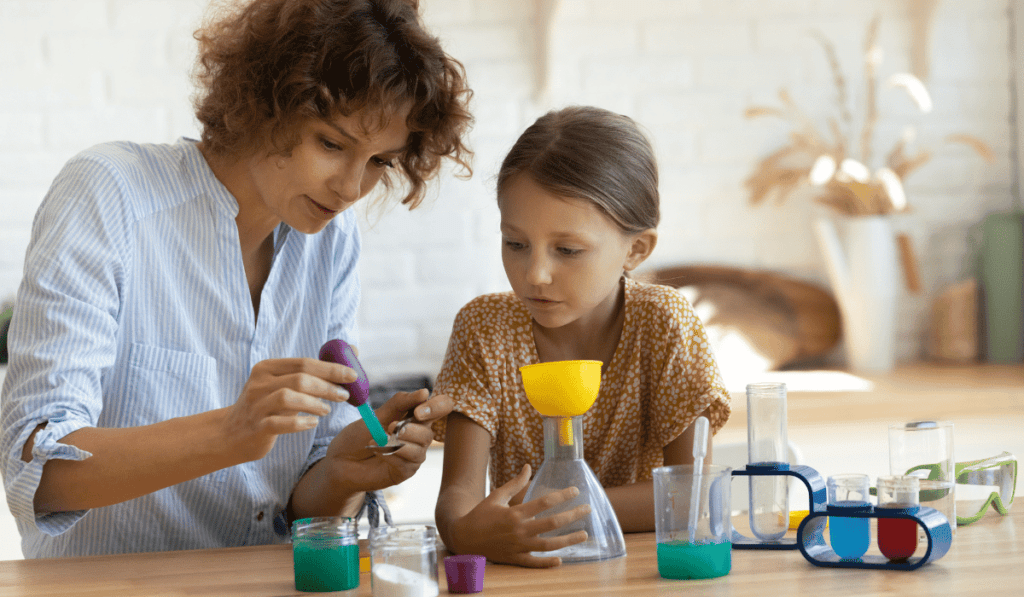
left=499, top=173, right=645, bottom=331
left=246, top=106, right=411, bottom=234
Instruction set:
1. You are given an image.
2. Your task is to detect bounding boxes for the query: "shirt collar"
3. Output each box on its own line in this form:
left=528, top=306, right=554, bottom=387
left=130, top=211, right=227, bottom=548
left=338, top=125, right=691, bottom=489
left=177, top=137, right=240, bottom=219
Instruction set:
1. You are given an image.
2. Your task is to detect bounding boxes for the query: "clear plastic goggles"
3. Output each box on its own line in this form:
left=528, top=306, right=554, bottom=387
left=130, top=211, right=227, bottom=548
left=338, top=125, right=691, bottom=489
left=955, top=452, right=1016, bottom=526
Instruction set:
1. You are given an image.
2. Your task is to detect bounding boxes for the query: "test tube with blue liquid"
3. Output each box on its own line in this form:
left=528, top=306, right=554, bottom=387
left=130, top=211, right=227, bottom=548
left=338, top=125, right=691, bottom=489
left=826, top=474, right=871, bottom=559
left=746, top=382, right=789, bottom=541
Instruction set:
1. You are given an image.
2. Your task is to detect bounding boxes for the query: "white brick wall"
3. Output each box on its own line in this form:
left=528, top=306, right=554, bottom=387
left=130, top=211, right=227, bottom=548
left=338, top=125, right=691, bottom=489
left=1, top=0, right=1018, bottom=381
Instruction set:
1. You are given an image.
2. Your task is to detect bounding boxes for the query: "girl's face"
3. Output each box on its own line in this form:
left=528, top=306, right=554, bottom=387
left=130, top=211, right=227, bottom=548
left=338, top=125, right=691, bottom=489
left=499, top=173, right=655, bottom=331
left=245, top=106, right=411, bottom=234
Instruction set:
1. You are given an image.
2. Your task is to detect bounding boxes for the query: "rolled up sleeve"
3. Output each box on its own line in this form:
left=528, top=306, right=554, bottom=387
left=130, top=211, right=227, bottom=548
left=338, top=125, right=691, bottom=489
left=1, top=153, right=125, bottom=536
left=5, top=414, right=94, bottom=535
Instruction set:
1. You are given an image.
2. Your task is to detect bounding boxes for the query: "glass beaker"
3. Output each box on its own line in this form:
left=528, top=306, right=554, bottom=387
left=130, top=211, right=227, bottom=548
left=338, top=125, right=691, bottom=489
left=876, top=475, right=920, bottom=562
left=369, top=525, right=439, bottom=597
left=746, top=382, right=789, bottom=541
left=826, top=474, right=871, bottom=559
left=292, top=517, right=359, bottom=593
left=888, top=421, right=955, bottom=535
left=522, top=415, right=627, bottom=563
left=652, top=464, right=733, bottom=579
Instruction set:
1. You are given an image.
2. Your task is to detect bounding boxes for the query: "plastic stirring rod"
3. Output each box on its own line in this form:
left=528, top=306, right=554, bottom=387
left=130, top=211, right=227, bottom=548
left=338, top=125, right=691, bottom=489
left=688, top=416, right=710, bottom=544
left=319, top=339, right=390, bottom=447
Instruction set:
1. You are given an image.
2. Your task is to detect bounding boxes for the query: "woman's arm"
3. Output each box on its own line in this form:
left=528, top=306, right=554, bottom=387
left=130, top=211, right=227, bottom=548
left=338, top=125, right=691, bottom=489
left=24, top=357, right=354, bottom=513
left=434, top=413, right=591, bottom=568
left=603, top=407, right=715, bottom=532
left=25, top=411, right=242, bottom=513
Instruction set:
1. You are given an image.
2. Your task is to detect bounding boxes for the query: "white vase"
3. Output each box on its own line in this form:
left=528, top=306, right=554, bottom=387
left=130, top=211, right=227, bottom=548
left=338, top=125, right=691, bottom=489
left=813, top=216, right=899, bottom=373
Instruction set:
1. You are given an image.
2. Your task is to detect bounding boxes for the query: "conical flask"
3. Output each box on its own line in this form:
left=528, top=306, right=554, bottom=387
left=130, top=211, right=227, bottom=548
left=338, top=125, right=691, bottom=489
left=519, top=361, right=627, bottom=563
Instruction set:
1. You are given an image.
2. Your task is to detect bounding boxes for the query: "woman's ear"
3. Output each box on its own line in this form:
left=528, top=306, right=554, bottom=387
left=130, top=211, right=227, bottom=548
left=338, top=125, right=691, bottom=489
left=623, top=229, right=658, bottom=272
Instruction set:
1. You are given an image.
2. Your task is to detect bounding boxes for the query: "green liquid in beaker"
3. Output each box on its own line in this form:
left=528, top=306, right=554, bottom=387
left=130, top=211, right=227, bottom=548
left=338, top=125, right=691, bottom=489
left=293, top=541, right=359, bottom=592
left=657, top=540, right=732, bottom=580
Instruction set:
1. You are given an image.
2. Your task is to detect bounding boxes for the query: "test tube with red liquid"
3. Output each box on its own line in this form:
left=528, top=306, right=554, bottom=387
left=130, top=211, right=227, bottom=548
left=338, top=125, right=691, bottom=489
left=876, top=475, right=920, bottom=562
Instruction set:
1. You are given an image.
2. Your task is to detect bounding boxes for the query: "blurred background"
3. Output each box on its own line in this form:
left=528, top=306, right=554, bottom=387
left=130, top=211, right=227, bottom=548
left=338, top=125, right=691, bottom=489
left=2, top=0, right=1021, bottom=381
left=1, top=0, right=1022, bottom=557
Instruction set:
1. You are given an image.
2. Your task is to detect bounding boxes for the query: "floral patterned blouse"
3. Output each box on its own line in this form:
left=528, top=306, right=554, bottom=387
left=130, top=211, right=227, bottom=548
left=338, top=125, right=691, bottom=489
left=431, top=277, right=731, bottom=490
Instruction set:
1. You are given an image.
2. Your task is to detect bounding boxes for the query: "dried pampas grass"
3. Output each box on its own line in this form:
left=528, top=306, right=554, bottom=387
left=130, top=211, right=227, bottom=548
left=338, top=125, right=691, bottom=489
left=743, top=14, right=994, bottom=217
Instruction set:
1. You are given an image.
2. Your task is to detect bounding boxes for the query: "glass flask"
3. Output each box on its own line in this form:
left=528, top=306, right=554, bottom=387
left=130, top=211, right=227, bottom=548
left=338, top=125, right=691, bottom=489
left=522, top=415, right=627, bottom=563
left=746, top=382, right=789, bottom=541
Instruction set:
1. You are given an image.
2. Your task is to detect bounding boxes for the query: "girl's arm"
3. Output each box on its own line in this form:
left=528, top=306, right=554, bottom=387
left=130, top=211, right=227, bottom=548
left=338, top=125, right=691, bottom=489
left=434, top=413, right=590, bottom=567
left=603, top=406, right=715, bottom=532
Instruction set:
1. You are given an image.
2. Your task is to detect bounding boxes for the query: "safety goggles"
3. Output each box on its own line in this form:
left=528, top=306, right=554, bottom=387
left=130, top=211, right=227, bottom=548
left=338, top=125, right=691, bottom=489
left=881, top=452, right=1016, bottom=526
left=953, top=452, right=1016, bottom=526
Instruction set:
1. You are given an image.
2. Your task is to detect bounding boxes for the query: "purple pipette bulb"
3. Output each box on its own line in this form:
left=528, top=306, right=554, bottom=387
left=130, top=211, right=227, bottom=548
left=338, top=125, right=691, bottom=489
left=319, top=339, right=370, bottom=407
left=319, top=339, right=389, bottom=446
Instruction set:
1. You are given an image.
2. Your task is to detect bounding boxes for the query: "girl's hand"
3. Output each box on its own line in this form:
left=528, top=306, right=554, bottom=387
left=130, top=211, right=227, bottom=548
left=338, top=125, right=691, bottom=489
left=451, top=464, right=591, bottom=568
left=221, top=358, right=354, bottom=463
left=323, top=389, right=453, bottom=491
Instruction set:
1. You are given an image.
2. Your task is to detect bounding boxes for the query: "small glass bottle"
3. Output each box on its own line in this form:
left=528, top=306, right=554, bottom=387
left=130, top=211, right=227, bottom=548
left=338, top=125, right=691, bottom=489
left=292, top=517, right=360, bottom=593
left=876, top=475, right=921, bottom=562
left=746, top=382, right=789, bottom=541
left=369, top=525, right=440, bottom=597
left=826, top=474, right=871, bottom=559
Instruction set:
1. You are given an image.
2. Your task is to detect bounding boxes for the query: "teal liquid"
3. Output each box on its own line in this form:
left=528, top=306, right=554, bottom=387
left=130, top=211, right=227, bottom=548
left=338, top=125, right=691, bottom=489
left=657, top=541, right=731, bottom=580
left=293, top=541, right=359, bottom=592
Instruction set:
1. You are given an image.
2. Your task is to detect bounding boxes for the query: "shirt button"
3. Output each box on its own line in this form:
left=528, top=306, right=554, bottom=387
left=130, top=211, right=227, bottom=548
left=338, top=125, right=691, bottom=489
left=256, top=511, right=265, bottom=521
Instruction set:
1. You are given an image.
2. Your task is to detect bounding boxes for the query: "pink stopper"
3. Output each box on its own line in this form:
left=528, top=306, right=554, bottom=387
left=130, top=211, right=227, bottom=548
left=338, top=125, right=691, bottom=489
left=318, top=339, right=370, bottom=407
left=444, top=555, right=486, bottom=593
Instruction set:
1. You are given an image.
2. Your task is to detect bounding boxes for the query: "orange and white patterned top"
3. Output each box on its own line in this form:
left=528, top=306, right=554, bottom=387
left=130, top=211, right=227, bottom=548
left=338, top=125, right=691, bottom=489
left=431, top=277, right=731, bottom=491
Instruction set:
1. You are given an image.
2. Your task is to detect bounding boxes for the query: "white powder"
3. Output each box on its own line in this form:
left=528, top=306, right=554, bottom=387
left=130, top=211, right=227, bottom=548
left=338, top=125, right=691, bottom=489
left=371, top=563, right=439, bottom=597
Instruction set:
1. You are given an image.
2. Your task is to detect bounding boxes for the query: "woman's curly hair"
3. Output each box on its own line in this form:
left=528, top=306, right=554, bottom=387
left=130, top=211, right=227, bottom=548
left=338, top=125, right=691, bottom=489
left=193, top=0, right=473, bottom=208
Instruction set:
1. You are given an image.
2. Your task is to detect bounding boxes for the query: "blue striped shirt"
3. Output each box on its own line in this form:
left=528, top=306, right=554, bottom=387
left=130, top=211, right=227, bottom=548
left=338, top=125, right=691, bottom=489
left=0, top=139, right=361, bottom=558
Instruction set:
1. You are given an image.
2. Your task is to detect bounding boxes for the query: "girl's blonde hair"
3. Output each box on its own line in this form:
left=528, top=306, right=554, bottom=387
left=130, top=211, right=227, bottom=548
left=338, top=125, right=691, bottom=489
left=497, top=106, right=659, bottom=233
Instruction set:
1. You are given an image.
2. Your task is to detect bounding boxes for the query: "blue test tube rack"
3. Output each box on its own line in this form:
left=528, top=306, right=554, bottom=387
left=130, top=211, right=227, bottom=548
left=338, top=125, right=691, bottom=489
left=796, top=505, right=952, bottom=570
left=731, top=463, right=827, bottom=550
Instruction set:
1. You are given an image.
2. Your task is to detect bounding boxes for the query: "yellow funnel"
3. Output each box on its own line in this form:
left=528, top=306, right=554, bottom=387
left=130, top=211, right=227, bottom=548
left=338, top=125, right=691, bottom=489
left=520, top=360, right=602, bottom=445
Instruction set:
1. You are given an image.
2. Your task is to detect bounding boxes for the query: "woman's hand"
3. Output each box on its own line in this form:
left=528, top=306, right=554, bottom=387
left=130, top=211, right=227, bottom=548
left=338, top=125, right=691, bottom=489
left=450, top=464, right=591, bottom=568
left=322, top=389, right=453, bottom=491
left=221, top=358, right=354, bottom=463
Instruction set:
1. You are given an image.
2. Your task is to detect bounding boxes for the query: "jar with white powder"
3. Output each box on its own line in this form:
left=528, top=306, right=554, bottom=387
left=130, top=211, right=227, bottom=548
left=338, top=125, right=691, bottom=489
left=369, top=525, right=440, bottom=597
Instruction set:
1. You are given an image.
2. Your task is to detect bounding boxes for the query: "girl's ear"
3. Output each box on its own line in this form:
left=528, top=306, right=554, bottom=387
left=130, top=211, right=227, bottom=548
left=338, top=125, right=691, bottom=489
left=623, top=229, right=658, bottom=272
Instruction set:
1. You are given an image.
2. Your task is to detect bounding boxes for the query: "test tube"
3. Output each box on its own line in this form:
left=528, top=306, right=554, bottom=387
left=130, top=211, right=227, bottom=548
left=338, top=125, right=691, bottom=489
left=826, top=474, right=871, bottom=559
left=746, top=382, right=789, bottom=541
left=876, top=475, right=920, bottom=562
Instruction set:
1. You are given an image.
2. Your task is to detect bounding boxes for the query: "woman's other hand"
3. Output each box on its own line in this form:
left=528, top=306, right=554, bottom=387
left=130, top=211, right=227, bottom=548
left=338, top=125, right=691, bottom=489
left=324, top=389, right=453, bottom=490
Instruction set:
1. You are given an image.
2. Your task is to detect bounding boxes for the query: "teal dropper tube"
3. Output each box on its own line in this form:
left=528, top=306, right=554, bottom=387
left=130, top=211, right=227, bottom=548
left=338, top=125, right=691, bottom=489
left=319, top=340, right=389, bottom=447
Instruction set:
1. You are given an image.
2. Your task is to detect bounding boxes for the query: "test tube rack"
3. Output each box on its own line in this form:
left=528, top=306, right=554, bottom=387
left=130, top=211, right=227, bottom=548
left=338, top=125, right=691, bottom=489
left=796, top=505, right=952, bottom=570
left=731, top=463, right=827, bottom=550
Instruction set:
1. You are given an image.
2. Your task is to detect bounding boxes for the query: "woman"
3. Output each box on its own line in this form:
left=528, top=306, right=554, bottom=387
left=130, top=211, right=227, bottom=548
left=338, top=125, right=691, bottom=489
left=0, top=0, right=472, bottom=558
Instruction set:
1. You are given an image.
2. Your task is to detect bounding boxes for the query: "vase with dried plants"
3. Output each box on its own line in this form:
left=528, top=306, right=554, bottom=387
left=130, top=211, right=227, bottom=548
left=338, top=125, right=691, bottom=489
left=742, top=15, right=993, bottom=372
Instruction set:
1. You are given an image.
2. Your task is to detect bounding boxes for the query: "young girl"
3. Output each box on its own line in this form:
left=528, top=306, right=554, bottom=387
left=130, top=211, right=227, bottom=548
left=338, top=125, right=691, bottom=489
left=432, top=106, right=731, bottom=567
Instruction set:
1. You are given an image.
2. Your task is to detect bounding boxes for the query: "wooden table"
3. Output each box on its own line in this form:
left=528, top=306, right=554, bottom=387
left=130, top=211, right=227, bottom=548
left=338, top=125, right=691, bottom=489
left=1, top=364, right=1021, bottom=595
left=1, top=506, right=1020, bottom=597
